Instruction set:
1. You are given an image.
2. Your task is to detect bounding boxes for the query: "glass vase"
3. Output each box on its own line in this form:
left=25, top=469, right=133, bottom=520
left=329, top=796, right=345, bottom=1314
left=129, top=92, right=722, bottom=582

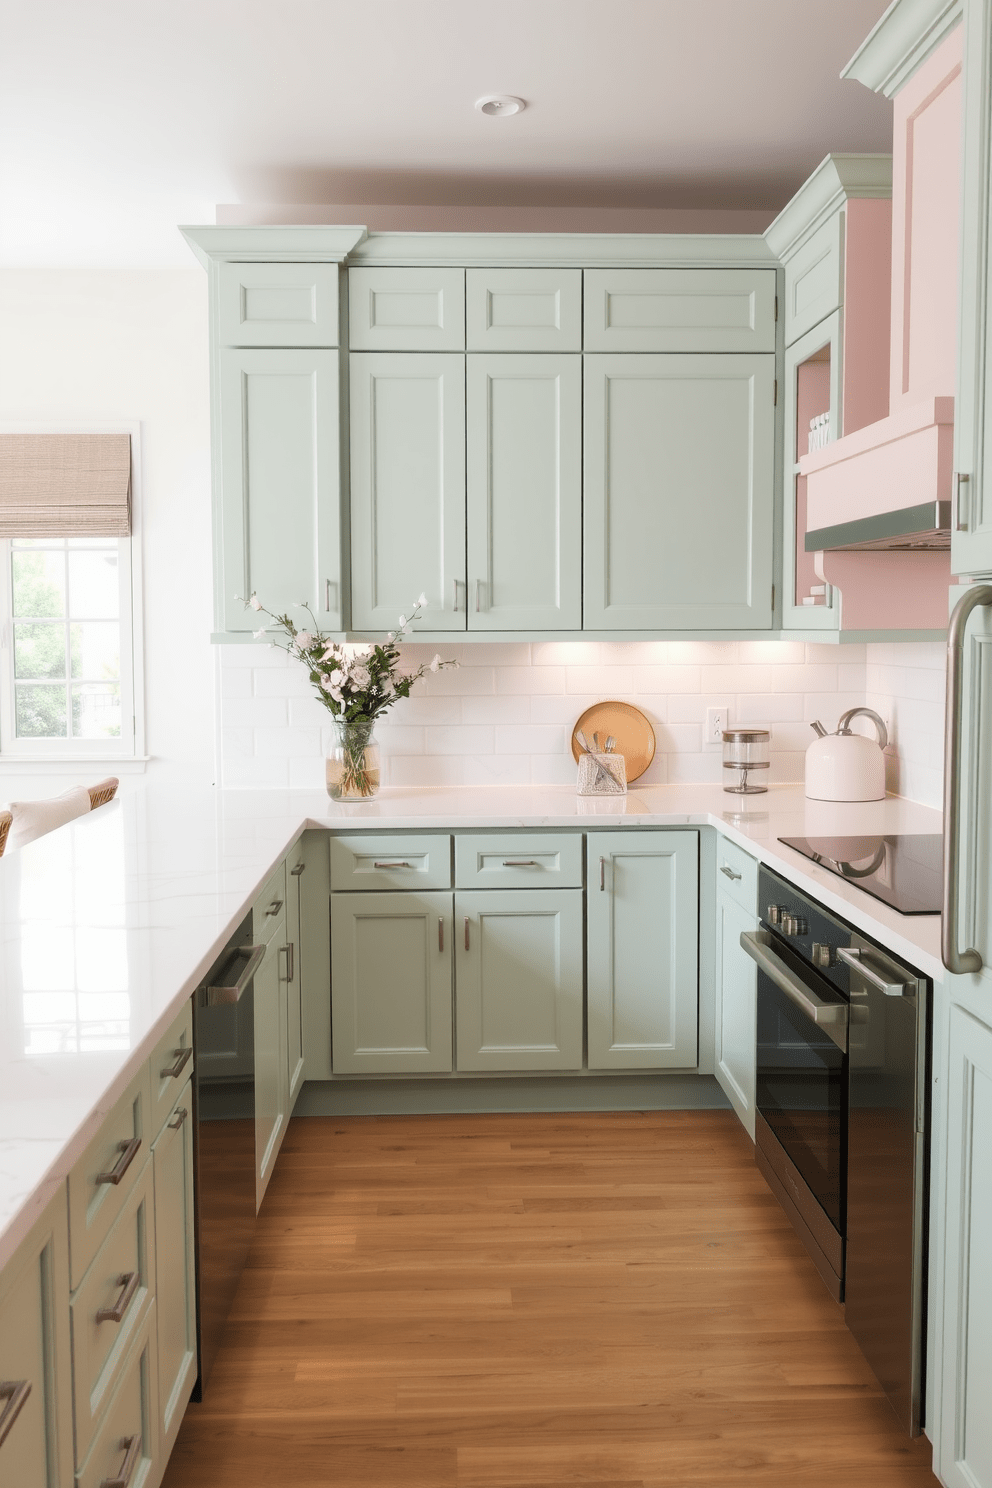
left=326, top=718, right=381, bottom=801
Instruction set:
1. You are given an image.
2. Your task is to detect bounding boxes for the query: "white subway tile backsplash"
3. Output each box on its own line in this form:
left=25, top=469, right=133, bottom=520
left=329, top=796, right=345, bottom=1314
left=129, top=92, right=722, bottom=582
left=216, top=637, right=946, bottom=808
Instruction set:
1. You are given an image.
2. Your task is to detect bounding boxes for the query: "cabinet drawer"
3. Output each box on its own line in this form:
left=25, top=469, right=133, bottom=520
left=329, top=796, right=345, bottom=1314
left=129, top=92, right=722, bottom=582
left=75, top=1305, right=158, bottom=1488
left=455, top=833, right=583, bottom=889
left=716, top=837, right=758, bottom=912
left=254, top=860, right=287, bottom=944
left=330, top=834, right=451, bottom=890
left=783, top=214, right=844, bottom=345
left=349, top=267, right=465, bottom=350
left=70, top=1163, right=154, bottom=1466
left=583, top=268, right=776, bottom=352
left=466, top=268, right=582, bottom=351
left=148, top=1000, right=193, bottom=1138
left=68, top=1064, right=152, bottom=1290
left=218, top=262, right=340, bottom=347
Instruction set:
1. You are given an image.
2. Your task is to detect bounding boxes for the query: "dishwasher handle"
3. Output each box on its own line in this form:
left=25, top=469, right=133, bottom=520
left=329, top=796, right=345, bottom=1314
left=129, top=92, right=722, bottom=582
left=204, top=942, right=265, bottom=1006
left=740, top=929, right=848, bottom=1052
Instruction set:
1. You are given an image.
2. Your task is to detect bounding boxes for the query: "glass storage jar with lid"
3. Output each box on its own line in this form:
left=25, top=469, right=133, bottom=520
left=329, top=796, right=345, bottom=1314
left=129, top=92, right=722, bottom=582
left=722, top=728, right=770, bottom=794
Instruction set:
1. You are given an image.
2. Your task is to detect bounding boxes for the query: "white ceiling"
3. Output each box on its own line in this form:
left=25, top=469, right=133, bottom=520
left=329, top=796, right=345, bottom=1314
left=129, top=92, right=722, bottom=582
left=1, top=0, right=894, bottom=266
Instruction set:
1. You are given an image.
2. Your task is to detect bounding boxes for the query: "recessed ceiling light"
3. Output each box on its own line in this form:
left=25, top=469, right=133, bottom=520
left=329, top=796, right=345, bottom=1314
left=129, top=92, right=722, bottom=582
left=475, top=95, right=526, bottom=117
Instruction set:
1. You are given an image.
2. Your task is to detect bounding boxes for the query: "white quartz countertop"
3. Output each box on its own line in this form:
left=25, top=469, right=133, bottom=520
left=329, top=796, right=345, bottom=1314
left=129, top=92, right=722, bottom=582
left=0, top=779, right=943, bottom=1269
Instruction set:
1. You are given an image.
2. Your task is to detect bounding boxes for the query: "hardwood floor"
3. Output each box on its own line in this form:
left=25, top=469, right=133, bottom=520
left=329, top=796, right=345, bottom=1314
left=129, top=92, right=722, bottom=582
left=162, top=1109, right=939, bottom=1487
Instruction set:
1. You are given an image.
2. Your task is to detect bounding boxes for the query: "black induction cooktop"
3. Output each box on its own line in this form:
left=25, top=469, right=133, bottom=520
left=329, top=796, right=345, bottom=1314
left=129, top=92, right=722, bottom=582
left=777, top=833, right=943, bottom=914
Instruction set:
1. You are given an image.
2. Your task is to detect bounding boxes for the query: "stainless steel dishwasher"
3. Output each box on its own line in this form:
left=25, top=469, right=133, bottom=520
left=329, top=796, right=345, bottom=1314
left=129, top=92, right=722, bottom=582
left=190, top=913, right=265, bottom=1397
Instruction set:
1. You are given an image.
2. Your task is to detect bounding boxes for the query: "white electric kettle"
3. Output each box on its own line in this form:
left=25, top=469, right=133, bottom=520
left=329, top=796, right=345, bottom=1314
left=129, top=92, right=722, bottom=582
left=805, top=707, right=888, bottom=802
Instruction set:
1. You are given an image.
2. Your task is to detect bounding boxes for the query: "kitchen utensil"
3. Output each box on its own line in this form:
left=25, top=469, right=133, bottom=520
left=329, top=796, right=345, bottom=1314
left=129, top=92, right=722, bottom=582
left=574, top=730, right=616, bottom=792
left=571, top=702, right=655, bottom=782
left=805, top=707, right=888, bottom=802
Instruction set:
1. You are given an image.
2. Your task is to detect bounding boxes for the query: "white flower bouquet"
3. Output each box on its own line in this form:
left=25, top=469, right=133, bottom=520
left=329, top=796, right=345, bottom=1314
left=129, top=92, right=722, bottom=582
left=243, top=593, right=457, bottom=797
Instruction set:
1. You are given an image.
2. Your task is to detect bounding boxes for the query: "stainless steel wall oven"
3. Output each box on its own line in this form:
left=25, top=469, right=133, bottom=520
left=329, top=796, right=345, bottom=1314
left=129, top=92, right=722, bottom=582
left=741, top=866, right=931, bottom=1435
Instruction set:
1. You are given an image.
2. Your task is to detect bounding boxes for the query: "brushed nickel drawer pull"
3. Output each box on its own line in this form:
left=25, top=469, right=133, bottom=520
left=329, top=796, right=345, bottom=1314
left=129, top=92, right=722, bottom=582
left=290, top=862, right=305, bottom=877
left=502, top=859, right=539, bottom=867
left=96, top=1136, right=141, bottom=1186
left=159, top=1045, right=192, bottom=1080
left=167, top=1107, right=189, bottom=1131
left=600, top=856, right=606, bottom=891
left=373, top=860, right=413, bottom=869
left=100, top=1433, right=141, bottom=1488
left=438, top=917, right=444, bottom=952
left=280, top=943, right=294, bottom=981
left=96, top=1271, right=139, bottom=1324
left=0, top=1380, right=31, bottom=1448
left=464, top=916, right=470, bottom=951
left=266, top=899, right=283, bottom=916
left=719, top=864, right=743, bottom=881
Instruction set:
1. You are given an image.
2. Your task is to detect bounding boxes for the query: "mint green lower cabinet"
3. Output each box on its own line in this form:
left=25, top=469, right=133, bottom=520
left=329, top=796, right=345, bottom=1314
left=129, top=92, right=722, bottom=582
left=938, top=1000, right=992, bottom=1488
left=286, top=857, right=305, bottom=1108
left=254, top=933, right=287, bottom=1207
left=152, top=1079, right=196, bottom=1460
left=218, top=348, right=342, bottom=633
left=583, top=355, right=775, bottom=630
left=714, top=890, right=757, bottom=1137
left=587, top=831, right=699, bottom=1069
left=455, top=889, right=583, bottom=1071
left=349, top=353, right=466, bottom=632
left=331, top=891, right=454, bottom=1073
left=466, top=354, right=581, bottom=630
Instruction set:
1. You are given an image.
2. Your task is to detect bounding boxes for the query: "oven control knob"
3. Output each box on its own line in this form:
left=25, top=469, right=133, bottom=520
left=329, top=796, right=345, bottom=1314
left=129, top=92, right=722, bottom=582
left=781, top=914, right=808, bottom=937
left=811, top=942, right=834, bottom=968
left=767, top=904, right=787, bottom=926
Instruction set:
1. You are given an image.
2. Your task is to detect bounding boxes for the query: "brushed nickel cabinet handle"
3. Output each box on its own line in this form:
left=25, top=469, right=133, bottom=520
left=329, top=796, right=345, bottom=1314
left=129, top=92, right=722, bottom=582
left=719, top=864, right=742, bottom=881
left=942, top=583, right=992, bottom=973
left=159, top=1045, right=192, bottom=1080
left=100, top=1433, right=141, bottom=1488
left=476, top=579, right=482, bottom=612
left=280, top=943, right=294, bottom=982
left=0, top=1380, right=31, bottom=1449
left=325, top=579, right=338, bottom=612
left=438, top=917, right=444, bottom=952
left=167, top=1107, right=189, bottom=1131
left=266, top=899, right=283, bottom=916
left=373, top=860, right=413, bottom=869
left=96, top=1271, right=139, bottom=1324
left=205, top=942, right=264, bottom=1005
left=290, top=862, right=305, bottom=877
left=452, top=578, right=463, bottom=611
left=96, top=1136, right=141, bottom=1186
left=599, top=856, right=606, bottom=891
left=502, top=859, right=539, bottom=867
left=464, top=916, right=470, bottom=951
left=955, top=472, right=971, bottom=531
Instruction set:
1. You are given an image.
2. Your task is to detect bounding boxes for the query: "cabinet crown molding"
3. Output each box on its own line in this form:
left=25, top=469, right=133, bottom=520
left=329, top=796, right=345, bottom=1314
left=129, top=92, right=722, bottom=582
left=346, top=231, right=777, bottom=268
left=179, top=224, right=368, bottom=268
left=764, top=154, right=893, bottom=263
left=841, top=0, right=963, bottom=97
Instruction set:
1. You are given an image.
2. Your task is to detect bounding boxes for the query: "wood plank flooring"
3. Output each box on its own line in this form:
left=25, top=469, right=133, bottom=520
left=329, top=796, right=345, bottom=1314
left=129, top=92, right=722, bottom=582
left=162, top=1109, right=940, bottom=1488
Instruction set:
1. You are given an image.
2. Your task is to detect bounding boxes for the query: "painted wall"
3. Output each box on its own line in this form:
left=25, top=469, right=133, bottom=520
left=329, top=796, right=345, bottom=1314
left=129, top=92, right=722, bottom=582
left=0, top=268, right=215, bottom=782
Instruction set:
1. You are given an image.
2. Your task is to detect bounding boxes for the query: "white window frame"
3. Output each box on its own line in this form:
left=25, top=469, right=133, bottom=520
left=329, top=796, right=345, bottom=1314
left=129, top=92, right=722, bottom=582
left=0, top=420, right=146, bottom=769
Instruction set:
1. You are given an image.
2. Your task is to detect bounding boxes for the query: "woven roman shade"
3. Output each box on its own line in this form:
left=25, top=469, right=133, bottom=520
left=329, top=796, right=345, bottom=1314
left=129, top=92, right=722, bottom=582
left=0, top=433, right=131, bottom=537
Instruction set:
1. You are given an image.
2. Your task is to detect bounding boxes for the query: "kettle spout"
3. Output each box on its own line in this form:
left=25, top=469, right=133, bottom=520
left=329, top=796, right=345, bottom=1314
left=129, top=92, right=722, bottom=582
left=810, top=720, right=828, bottom=738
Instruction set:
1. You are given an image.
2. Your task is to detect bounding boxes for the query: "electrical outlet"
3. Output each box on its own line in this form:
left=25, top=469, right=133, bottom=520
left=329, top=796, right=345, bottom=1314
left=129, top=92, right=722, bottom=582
left=705, top=706, right=728, bottom=747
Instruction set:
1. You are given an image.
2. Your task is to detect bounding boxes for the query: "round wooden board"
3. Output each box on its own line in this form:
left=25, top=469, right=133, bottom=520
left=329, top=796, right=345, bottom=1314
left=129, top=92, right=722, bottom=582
left=570, top=701, right=656, bottom=782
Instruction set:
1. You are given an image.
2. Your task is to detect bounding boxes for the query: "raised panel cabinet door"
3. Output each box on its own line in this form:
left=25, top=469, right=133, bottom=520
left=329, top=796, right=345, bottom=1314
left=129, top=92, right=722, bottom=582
left=714, top=892, right=757, bottom=1138
left=349, top=353, right=466, bottom=632
left=455, top=889, right=583, bottom=1072
left=254, top=931, right=287, bottom=1209
left=286, top=857, right=305, bottom=1109
left=0, top=1189, right=73, bottom=1488
left=938, top=1002, right=992, bottom=1488
left=349, top=267, right=466, bottom=351
left=331, top=891, right=453, bottom=1073
left=467, top=354, right=581, bottom=630
left=783, top=214, right=845, bottom=347
left=953, top=0, right=992, bottom=576
left=151, top=1079, right=196, bottom=1460
left=583, top=269, right=776, bottom=353
left=466, top=269, right=582, bottom=351
left=583, top=355, right=775, bottom=630
left=587, top=831, right=699, bottom=1069
left=218, top=263, right=340, bottom=348
left=218, top=348, right=343, bottom=633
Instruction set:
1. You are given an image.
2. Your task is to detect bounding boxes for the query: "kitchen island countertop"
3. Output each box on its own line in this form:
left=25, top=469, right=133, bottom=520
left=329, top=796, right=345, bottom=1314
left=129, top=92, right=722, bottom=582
left=0, top=779, right=943, bottom=1268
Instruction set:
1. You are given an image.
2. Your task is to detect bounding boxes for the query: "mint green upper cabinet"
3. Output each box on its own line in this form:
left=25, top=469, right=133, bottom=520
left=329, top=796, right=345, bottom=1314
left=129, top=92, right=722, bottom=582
left=466, top=269, right=582, bottom=351
left=218, top=348, right=342, bottom=633
left=782, top=215, right=845, bottom=348
left=455, top=888, right=583, bottom=1072
left=583, top=354, right=775, bottom=630
left=350, top=352, right=466, bottom=631
left=584, top=269, right=776, bottom=353
left=467, top=354, right=581, bottom=630
left=954, top=0, right=992, bottom=576
left=348, top=267, right=465, bottom=351
left=218, top=263, right=340, bottom=347
left=586, top=830, right=699, bottom=1069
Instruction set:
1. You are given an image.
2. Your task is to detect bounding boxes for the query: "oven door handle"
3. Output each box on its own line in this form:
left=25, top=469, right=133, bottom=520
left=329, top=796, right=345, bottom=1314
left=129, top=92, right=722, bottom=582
left=740, top=930, right=848, bottom=1052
